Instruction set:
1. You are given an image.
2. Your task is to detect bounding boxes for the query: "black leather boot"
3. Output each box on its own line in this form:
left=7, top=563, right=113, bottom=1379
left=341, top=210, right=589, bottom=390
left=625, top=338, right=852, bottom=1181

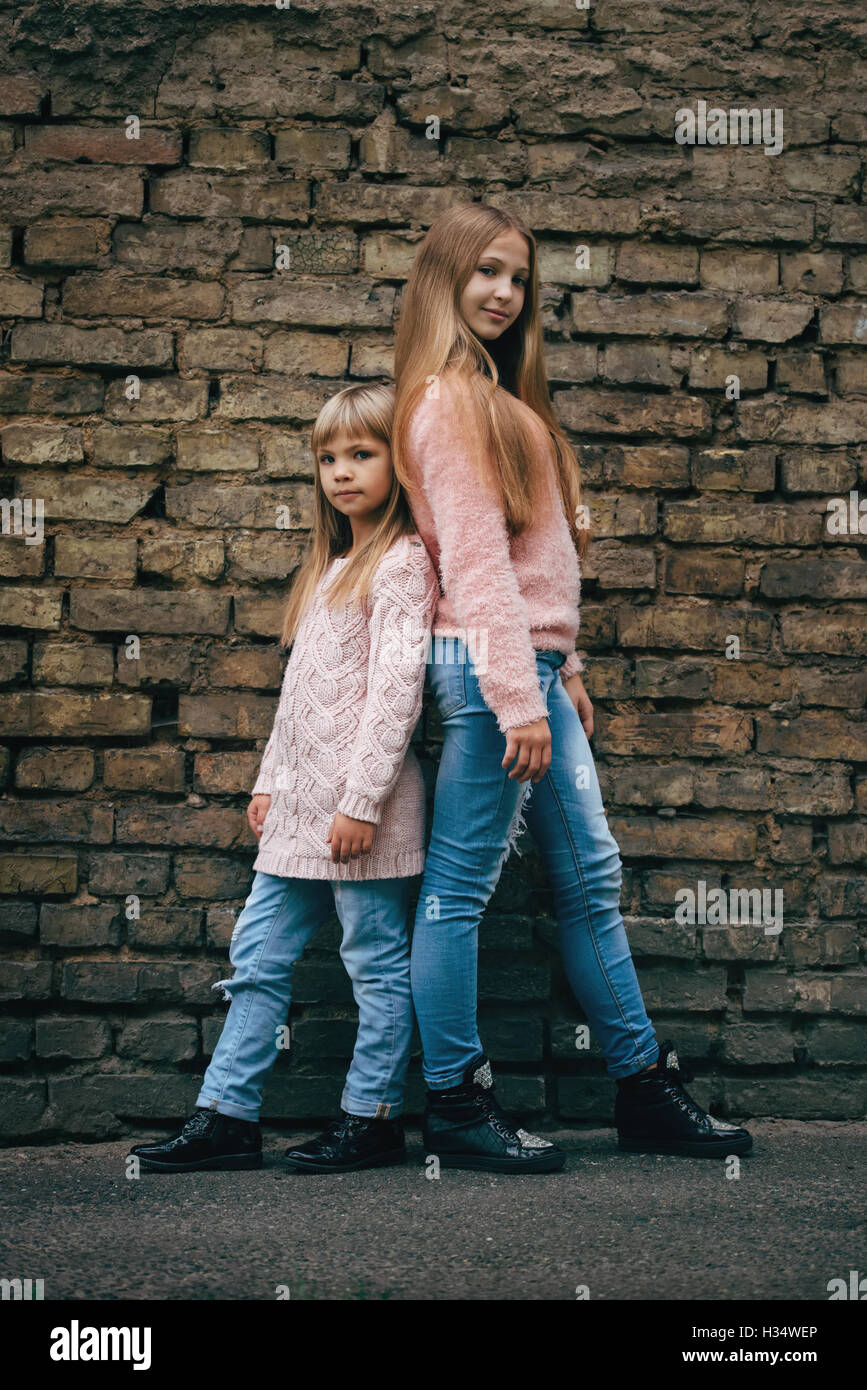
left=128, top=1108, right=262, bottom=1172
left=423, top=1054, right=566, bottom=1173
left=282, top=1111, right=406, bottom=1173
left=616, top=1040, right=753, bottom=1158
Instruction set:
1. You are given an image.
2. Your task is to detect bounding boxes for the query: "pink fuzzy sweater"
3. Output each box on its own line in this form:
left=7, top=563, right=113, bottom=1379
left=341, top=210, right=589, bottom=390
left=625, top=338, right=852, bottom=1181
left=405, top=374, right=585, bottom=734
left=251, top=533, right=440, bottom=880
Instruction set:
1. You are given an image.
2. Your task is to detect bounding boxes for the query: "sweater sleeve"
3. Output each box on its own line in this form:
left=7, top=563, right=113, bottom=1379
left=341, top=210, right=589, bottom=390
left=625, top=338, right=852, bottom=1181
left=336, top=540, right=440, bottom=825
left=251, top=723, right=280, bottom=797
left=406, top=379, right=548, bottom=734
left=560, top=650, right=585, bottom=680
left=251, top=656, right=291, bottom=795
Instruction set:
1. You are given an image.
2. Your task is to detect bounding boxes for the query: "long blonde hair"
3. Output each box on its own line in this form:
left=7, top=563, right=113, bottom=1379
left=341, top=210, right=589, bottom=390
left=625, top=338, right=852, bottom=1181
left=391, top=201, right=588, bottom=557
left=278, top=383, right=418, bottom=647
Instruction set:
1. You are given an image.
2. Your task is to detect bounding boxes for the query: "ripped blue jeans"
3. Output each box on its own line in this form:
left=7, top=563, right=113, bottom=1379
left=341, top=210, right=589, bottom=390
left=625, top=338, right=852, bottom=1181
left=197, top=870, right=415, bottom=1121
left=410, top=639, right=659, bottom=1088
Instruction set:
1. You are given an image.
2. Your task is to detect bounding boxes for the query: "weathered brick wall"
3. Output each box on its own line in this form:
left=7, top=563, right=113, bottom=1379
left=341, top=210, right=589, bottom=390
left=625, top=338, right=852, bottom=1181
left=0, top=1, right=865, bottom=1141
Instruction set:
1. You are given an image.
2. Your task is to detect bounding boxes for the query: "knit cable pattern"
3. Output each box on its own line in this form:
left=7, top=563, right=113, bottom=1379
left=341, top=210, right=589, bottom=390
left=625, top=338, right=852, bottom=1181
left=251, top=534, right=440, bottom=881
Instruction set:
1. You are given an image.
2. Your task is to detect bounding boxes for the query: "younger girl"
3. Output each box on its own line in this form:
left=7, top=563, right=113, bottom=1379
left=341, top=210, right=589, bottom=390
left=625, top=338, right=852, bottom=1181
left=129, top=384, right=439, bottom=1174
left=391, top=203, right=753, bottom=1170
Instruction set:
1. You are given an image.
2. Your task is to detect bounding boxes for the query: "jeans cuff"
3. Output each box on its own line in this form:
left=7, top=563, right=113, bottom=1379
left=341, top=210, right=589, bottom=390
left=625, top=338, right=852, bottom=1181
left=422, top=1048, right=486, bottom=1092
left=341, top=1092, right=403, bottom=1119
left=607, top=1042, right=661, bottom=1080
left=195, top=1093, right=260, bottom=1122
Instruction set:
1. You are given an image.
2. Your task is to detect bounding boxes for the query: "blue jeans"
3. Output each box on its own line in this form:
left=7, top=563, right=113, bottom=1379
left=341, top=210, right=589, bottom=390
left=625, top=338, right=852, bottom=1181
left=197, top=870, right=415, bottom=1120
left=410, top=638, right=659, bottom=1088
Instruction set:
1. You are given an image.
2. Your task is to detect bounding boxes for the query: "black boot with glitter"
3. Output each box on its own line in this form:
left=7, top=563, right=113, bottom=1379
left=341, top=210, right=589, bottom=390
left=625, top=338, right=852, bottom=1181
left=616, top=1040, right=753, bottom=1158
left=423, top=1054, right=566, bottom=1173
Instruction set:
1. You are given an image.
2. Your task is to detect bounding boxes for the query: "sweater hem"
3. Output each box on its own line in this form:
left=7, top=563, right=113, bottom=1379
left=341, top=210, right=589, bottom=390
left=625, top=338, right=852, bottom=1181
left=431, top=623, right=583, bottom=676
left=431, top=619, right=581, bottom=661
left=253, top=846, right=426, bottom=881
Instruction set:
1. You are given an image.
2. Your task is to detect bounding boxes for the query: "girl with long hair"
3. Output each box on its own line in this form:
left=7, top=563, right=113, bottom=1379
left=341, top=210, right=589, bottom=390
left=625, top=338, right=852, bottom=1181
left=391, top=203, right=753, bottom=1170
left=129, top=384, right=440, bottom=1174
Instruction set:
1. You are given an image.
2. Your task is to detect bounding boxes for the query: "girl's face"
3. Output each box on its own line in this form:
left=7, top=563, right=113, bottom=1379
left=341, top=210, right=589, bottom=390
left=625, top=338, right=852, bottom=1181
left=317, top=429, right=393, bottom=522
left=459, top=228, right=530, bottom=342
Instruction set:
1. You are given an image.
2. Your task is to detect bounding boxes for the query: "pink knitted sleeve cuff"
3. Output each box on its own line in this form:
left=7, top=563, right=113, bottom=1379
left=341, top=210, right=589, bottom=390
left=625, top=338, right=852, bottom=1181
left=336, top=789, right=383, bottom=825
left=251, top=725, right=279, bottom=796
left=560, top=650, right=585, bottom=680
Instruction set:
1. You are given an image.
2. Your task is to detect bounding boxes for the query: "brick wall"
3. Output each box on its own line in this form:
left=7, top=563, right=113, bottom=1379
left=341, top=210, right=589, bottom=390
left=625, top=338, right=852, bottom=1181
left=0, top=1, right=865, bottom=1141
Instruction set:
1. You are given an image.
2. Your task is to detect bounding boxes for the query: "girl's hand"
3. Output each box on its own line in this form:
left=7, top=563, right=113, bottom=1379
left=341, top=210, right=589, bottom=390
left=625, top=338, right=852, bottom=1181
left=562, top=672, right=594, bottom=738
left=502, top=716, right=552, bottom=783
left=327, top=813, right=375, bottom=863
left=247, top=794, right=271, bottom=839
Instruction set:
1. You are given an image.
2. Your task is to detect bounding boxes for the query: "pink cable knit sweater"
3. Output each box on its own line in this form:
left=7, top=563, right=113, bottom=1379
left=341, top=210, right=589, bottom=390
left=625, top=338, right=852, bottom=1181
left=405, top=373, right=585, bottom=734
left=251, top=533, right=440, bottom=881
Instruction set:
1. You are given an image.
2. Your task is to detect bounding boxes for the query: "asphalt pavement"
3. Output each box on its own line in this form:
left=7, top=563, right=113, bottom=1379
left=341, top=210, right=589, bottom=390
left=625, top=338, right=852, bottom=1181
left=1, top=1121, right=864, bottom=1301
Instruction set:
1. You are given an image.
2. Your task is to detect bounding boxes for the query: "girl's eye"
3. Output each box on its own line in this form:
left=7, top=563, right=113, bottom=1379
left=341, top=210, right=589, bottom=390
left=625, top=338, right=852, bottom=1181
left=479, top=266, right=526, bottom=286
left=355, top=450, right=372, bottom=460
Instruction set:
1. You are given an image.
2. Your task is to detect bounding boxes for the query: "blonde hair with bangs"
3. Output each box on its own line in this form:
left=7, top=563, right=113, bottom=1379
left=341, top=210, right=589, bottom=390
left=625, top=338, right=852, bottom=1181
left=278, top=383, right=418, bottom=647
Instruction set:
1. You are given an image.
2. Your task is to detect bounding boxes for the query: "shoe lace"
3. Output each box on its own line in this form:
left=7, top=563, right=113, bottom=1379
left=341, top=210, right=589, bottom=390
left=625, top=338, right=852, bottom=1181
left=181, top=1110, right=217, bottom=1139
left=324, top=1113, right=366, bottom=1141
left=472, top=1086, right=519, bottom=1140
left=655, top=1057, right=708, bottom=1122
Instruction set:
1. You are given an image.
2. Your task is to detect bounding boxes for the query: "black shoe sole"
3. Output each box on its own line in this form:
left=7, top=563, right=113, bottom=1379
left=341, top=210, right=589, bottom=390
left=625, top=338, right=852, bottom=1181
left=618, top=1134, right=753, bottom=1158
left=280, top=1149, right=407, bottom=1174
left=428, top=1149, right=567, bottom=1174
left=130, top=1151, right=263, bottom=1173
